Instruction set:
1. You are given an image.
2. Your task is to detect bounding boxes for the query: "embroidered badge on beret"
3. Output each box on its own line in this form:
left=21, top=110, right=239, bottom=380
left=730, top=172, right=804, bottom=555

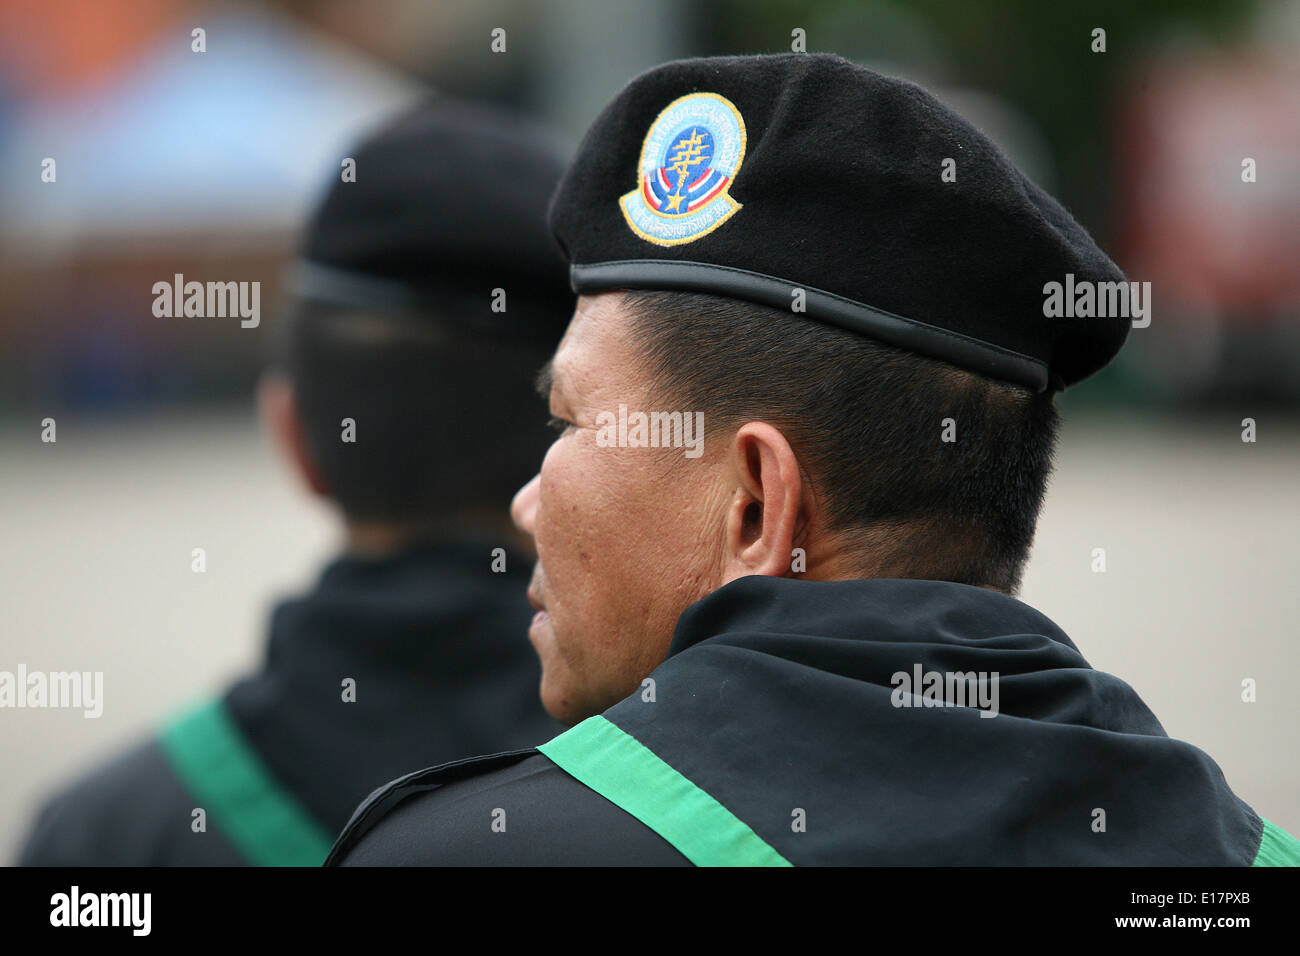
left=618, top=92, right=747, bottom=246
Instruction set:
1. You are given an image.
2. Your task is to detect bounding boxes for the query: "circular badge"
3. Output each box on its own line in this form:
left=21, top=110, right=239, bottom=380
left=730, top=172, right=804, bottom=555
left=619, top=92, right=747, bottom=246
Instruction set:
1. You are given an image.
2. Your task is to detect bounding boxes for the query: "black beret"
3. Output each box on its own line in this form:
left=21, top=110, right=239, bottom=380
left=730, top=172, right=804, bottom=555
left=290, top=96, right=573, bottom=344
left=549, top=54, right=1130, bottom=390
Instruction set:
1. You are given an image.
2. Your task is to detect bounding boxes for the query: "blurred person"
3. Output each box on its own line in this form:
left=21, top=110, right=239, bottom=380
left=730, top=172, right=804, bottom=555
left=328, top=55, right=1300, bottom=866
left=17, top=98, right=569, bottom=866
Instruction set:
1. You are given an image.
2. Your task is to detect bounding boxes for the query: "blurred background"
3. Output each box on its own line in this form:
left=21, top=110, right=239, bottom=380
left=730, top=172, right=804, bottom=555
left=1, top=0, right=1297, bottom=860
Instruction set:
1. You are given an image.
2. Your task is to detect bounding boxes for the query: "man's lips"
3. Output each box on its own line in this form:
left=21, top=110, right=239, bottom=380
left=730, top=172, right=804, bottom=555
left=527, top=588, right=551, bottom=633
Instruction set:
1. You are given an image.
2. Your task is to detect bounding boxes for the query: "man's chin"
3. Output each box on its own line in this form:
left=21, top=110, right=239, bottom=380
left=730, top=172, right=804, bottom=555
left=539, top=673, right=615, bottom=728
left=540, top=686, right=593, bottom=728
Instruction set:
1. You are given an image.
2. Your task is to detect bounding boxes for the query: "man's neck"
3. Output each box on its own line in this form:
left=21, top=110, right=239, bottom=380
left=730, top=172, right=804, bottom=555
left=343, top=511, right=533, bottom=561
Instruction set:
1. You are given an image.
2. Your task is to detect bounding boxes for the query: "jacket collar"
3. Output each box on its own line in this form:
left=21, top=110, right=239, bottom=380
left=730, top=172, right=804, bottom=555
left=666, top=574, right=1080, bottom=660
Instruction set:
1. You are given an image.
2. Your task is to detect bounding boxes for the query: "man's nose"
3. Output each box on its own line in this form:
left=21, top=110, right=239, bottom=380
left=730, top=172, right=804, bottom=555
left=511, top=474, right=540, bottom=536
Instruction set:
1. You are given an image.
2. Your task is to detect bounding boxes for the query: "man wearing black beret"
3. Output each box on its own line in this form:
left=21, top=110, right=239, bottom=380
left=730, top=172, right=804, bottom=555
left=327, top=55, right=1299, bottom=866
left=18, top=98, right=568, bottom=866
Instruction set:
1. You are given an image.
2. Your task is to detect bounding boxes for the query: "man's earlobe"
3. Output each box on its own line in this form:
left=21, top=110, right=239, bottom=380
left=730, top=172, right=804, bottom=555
left=259, top=374, right=330, bottom=498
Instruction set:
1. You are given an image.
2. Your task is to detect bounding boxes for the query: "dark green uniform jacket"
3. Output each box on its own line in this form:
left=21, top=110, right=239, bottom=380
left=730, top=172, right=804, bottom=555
left=327, top=576, right=1299, bottom=866
left=18, top=536, right=558, bottom=866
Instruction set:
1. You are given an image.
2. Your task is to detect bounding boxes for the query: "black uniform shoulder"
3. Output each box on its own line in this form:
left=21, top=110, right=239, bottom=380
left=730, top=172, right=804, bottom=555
left=16, top=736, right=243, bottom=866
left=329, top=751, right=689, bottom=866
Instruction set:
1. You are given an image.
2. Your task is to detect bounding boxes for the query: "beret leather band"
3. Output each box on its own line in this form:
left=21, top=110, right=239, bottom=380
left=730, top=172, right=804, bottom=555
left=571, top=258, right=1054, bottom=392
left=288, top=258, right=569, bottom=344
left=288, top=260, right=437, bottom=314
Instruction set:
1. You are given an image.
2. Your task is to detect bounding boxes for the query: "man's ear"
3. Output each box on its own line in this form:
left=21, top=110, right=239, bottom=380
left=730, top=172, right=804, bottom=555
left=257, top=373, right=330, bottom=498
left=721, top=421, right=807, bottom=583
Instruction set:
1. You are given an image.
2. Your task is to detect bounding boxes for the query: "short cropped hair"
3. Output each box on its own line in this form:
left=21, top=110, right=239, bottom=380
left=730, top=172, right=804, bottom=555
left=623, top=290, right=1061, bottom=593
left=275, top=301, right=554, bottom=524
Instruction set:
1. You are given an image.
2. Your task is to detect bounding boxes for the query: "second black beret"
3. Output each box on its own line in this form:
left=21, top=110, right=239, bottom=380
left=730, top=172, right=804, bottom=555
left=292, top=95, right=574, bottom=344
